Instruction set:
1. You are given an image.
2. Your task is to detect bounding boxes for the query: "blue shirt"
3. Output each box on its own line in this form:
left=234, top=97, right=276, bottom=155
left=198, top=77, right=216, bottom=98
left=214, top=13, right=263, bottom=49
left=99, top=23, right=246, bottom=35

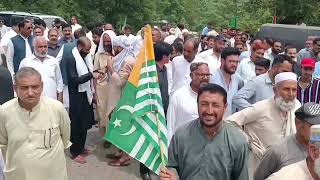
left=232, top=72, right=274, bottom=110
left=211, top=69, right=244, bottom=116
left=314, top=62, right=320, bottom=78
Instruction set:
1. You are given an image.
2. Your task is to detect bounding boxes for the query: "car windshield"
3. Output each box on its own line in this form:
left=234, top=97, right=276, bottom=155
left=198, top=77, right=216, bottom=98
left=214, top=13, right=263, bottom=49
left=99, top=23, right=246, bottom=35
left=42, top=18, right=55, bottom=28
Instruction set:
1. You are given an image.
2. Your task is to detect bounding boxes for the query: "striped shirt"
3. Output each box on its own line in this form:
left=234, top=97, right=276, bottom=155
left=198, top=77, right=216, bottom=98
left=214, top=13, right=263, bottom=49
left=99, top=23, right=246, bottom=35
left=297, top=77, right=320, bottom=104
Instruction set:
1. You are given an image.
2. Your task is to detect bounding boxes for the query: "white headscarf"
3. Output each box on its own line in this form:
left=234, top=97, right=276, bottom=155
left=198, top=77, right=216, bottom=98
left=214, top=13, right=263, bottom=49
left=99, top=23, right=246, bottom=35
left=97, top=30, right=116, bottom=54
left=112, top=35, right=140, bottom=72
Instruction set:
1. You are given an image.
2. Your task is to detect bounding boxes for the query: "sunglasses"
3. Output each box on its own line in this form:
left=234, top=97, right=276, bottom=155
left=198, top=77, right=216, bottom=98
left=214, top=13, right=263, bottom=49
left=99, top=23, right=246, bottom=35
left=0, top=21, right=4, bottom=23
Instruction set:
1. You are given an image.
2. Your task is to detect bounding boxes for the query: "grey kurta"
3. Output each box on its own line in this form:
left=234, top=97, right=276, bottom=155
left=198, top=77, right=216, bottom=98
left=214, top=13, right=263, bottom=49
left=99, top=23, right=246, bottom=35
left=254, top=135, right=307, bottom=180
left=168, top=119, right=249, bottom=180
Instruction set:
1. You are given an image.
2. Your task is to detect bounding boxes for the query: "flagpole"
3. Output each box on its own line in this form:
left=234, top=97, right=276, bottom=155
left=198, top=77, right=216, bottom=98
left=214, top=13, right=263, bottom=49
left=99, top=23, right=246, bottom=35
left=144, top=25, right=166, bottom=168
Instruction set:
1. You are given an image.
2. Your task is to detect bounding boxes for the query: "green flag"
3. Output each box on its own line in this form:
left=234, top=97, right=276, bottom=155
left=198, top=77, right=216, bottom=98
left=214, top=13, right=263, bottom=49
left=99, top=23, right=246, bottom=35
left=104, top=26, right=168, bottom=175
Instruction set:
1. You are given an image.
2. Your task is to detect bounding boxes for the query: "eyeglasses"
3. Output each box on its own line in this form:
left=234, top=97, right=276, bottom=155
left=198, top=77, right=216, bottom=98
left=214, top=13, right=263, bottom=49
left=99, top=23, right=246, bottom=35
left=0, top=21, right=4, bottom=23
left=194, top=72, right=212, bottom=78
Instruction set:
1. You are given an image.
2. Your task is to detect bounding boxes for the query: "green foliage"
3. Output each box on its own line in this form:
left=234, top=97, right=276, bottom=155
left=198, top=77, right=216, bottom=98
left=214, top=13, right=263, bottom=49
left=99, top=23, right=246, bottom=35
left=1, top=0, right=319, bottom=34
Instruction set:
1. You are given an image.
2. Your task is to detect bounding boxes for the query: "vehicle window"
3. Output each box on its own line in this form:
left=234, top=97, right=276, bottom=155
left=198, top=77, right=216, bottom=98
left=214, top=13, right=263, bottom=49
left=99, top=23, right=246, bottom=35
left=10, top=15, right=25, bottom=26
left=0, top=14, right=12, bottom=26
left=42, top=18, right=55, bottom=28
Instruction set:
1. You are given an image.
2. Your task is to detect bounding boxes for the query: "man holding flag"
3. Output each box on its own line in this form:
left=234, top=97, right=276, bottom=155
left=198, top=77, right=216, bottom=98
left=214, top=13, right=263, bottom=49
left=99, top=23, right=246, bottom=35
left=104, top=25, right=168, bottom=175
left=160, top=84, right=249, bottom=180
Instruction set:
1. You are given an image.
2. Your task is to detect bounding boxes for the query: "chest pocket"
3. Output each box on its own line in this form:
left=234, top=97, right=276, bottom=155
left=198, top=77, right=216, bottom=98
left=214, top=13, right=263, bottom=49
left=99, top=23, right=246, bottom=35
left=27, top=125, right=61, bottom=150
left=47, top=64, right=57, bottom=80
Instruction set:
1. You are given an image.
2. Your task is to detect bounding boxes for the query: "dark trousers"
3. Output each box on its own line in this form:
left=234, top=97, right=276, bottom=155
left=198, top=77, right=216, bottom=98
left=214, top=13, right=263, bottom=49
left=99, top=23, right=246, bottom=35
left=70, top=127, right=88, bottom=157
left=140, top=163, right=150, bottom=174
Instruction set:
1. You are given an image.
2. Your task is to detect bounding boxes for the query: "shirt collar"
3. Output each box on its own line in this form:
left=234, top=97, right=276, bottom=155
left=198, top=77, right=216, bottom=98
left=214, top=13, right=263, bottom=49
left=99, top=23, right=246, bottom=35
left=187, top=85, right=198, bottom=98
left=17, top=97, right=42, bottom=113
left=19, top=34, right=29, bottom=40
left=297, top=76, right=315, bottom=86
left=265, top=72, right=273, bottom=84
left=48, top=42, right=61, bottom=49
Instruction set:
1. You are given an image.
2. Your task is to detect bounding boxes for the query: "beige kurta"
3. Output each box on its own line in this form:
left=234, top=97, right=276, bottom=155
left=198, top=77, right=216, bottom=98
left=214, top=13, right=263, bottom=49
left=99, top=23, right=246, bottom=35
left=266, top=160, right=313, bottom=180
left=93, top=52, right=112, bottom=134
left=0, top=98, right=71, bottom=180
left=105, top=56, right=136, bottom=128
left=226, top=97, right=301, bottom=164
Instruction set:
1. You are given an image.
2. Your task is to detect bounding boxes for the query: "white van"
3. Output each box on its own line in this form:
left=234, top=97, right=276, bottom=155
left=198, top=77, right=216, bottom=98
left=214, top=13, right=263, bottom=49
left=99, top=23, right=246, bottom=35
left=0, top=11, right=67, bottom=28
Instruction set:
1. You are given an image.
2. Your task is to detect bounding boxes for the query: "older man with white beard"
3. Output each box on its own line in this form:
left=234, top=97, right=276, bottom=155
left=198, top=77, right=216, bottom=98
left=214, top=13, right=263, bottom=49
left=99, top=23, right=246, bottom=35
left=266, top=124, right=320, bottom=180
left=19, top=36, right=63, bottom=102
left=226, top=72, right=301, bottom=175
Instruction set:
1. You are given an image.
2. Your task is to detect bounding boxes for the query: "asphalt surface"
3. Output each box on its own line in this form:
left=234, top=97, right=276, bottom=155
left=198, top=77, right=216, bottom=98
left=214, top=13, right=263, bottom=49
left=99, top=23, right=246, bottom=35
left=66, top=126, right=159, bottom=180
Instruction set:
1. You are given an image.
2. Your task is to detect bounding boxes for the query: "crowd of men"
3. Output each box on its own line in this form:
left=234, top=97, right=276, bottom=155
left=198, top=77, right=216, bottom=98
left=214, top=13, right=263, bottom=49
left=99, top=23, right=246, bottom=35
left=0, top=16, right=320, bottom=180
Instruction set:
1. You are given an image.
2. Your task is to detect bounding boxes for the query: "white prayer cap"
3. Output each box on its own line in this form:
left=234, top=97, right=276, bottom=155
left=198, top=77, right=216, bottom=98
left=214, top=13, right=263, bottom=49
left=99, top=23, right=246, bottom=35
left=169, top=28, right=176, bottom=34
left=274, top=72, right=297, bottom=85
left=310, top=125, right=320, bottom=144
left=207, top=30, right=219, bottom=37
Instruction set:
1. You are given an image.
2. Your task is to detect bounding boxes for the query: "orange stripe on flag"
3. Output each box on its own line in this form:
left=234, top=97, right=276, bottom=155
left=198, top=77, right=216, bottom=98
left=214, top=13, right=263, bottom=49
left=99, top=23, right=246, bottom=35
left=128, top=25, right=155, bottom=87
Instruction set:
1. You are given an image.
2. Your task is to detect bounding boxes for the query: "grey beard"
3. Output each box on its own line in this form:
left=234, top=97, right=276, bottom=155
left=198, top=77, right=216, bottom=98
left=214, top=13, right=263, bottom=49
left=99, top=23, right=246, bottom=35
left=275, top=96, right=295, bottom=112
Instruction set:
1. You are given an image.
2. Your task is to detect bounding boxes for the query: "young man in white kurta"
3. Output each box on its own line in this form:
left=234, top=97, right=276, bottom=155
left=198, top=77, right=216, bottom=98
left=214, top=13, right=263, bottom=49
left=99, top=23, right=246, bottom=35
left=0, top=97, right=71, bottom=180
left=19, top=54, right=63, bottom=100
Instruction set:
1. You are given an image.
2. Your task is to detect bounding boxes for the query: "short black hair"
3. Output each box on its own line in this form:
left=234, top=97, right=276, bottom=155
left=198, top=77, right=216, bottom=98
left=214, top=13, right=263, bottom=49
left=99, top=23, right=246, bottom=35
left=154, top=42, right=173, bottom=62
left=207, top=35, right=215, bottom=41
left=272, top=54, right=294, bottom=68
left=171, top=42, right=183, bottom=54
left=33, top=18, right=46, bottom=28
left=200, top=35, right=207, bottom=40
left=74, top=28, right=86, bottom=39
left=284, top=45, right=297, bottom=53
left=265, top=37, right=274, bottom=46
left=221, top=47, right=240, bottom=60
left=177, top=23, right=185, bottom=29
left=18, top=19, right=31, bottom=29
left=54, top=18, right=61, bottom=24
left=197, top=83, right=227, bottom=104
left=250, top=37, right=264, bottom=44
left=173, top=38, right=183, bottom=45
left=91, top=27, right=103, bottom=36
left=62, top=23, right=72, bottom=30
left=254, top=57, right=270, bottom=69
left=313, top=37, right=320, bottom=44
left=33, top=25, right=42, bottom=31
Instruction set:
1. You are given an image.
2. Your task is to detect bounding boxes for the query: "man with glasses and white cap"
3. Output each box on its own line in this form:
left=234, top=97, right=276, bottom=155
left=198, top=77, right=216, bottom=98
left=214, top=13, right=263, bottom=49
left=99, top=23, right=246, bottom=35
left=254, top=102, right=320, bottom=180
left=226, top=72, right=301, bottom=174
left=266, top=111, right=320, bottom=180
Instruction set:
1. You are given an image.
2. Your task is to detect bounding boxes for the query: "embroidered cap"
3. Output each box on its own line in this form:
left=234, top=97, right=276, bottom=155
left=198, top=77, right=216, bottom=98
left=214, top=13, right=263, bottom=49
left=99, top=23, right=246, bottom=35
left=295, top=102, right=320, bottom=125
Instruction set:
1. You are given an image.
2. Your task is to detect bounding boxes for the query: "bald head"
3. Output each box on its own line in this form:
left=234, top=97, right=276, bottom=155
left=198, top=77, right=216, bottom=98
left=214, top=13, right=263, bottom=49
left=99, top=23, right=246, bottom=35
left=77, top=37, right=92, bottom=58
left=183, top=38, right=199, bottom=62
left=33, top=36, right=48, bottom=58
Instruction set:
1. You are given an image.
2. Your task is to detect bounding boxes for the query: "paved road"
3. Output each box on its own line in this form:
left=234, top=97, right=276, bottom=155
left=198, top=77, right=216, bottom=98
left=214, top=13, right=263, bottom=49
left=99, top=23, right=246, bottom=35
left=66, top=127, right=158, bottom=180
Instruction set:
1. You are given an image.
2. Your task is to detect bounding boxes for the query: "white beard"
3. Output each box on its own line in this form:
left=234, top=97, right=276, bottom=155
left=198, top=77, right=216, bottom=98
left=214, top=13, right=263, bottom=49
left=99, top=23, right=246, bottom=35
left=275, top=96, right=296, bottom=112
left=35, top=50, right=47, bottom=58
left=315, top=158, right=320, bottom=177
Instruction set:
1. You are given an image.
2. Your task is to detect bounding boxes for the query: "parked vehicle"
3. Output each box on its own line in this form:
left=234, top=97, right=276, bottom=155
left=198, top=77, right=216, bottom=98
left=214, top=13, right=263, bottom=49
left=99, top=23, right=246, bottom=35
left=256, top=23, right=320, bottom=50
left=0, top=11, right=67, bottom=28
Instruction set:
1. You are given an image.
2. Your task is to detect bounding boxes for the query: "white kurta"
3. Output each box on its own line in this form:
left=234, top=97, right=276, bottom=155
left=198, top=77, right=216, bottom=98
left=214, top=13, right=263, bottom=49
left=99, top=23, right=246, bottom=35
left=0, top=29, right=17, bottom=52
left=6, top=35, right=33, bottom=76
left=19, top=55, right=63, bottom=100
left=0, top=97, right=71, bottom=180
left=71, top=24, right=82, bottom=33
left=170, top=55, right=203, bottom=94
left=226, top=97, right=300, bottom=161
left=196, top=49, right=221, bottom=74
left=266, top=160, right=313, bottom=180
left=167, top=85, right=199, bottom=143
